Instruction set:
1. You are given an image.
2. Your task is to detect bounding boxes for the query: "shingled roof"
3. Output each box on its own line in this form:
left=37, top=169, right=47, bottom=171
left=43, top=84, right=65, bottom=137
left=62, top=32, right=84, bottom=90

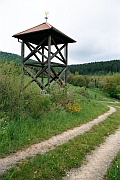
left=13, top=22, right=76, bottom=45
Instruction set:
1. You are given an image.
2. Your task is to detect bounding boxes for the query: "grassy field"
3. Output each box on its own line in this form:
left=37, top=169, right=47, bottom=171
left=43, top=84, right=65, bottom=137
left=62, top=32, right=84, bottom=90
left=0, top=98, right=108, bottom=158
left=1, top=62, right=120, bottom=179
left=104, top=151, right=120, bottom=180
left=1, top=106, right=120, bottom=180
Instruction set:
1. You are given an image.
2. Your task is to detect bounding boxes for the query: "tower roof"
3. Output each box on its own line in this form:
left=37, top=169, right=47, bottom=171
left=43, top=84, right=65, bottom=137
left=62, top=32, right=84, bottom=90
left=13, top=22, right=76, bottom=45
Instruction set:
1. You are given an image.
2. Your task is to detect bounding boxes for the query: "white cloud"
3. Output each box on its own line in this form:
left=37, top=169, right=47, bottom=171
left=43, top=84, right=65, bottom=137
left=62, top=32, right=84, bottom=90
left=0, top=0, right=120, bottom=64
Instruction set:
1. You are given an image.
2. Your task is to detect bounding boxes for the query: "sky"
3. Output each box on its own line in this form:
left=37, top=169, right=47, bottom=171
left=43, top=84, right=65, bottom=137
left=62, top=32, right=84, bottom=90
left=0, top=0, right=120, bottom=65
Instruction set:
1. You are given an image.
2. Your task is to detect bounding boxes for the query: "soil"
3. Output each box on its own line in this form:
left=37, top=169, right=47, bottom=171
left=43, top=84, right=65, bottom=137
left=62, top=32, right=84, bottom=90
left=0, top=106, right=119, bottom=179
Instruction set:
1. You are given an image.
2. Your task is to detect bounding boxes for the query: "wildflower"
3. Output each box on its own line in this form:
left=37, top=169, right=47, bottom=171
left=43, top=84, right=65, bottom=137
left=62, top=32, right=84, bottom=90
left=66, top=102, right=81, bottom=113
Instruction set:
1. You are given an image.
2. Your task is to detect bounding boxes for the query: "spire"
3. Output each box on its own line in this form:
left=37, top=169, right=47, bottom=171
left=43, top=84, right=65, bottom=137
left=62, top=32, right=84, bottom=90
left=45, top=11, right=49, bottom=22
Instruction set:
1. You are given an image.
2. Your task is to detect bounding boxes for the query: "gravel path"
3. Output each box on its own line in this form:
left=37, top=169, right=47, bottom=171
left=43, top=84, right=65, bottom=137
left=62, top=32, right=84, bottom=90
left=63, top=127, right=120, bottom=180
left=0, top=106, right=116, bottom=174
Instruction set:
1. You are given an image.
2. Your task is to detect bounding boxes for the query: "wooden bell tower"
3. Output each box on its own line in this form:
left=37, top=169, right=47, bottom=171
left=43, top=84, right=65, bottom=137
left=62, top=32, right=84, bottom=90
left=13, top=22, right=76, bottom=90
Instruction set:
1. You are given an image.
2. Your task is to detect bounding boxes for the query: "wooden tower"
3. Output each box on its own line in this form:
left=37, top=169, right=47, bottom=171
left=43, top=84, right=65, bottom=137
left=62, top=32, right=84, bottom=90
left=13, top=22, right=76, bottom=90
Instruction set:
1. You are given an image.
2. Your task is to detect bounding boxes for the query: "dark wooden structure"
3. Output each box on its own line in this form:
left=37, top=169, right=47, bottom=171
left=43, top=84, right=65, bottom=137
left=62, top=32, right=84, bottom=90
left=13, top=22, right=76, bottom=90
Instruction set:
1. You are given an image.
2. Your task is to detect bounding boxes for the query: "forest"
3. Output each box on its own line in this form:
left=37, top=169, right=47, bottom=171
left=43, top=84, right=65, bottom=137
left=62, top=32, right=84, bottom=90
left=69, top=60, right=120, bottom=75
left=0, top=51, right=120, bottom=179
left=0, top=51, right=120, bottom=75
left=0, top=51, right=21, bottom=63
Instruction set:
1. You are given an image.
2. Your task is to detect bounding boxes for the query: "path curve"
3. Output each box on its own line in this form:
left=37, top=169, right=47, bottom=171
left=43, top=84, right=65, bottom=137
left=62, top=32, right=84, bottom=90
left=63, top=127, right=120, bottom=180
left=0, top=106, right=116, bottom=174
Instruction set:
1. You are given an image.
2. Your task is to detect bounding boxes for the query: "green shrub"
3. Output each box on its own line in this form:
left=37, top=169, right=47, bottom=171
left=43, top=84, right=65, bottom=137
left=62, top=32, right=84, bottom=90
left=48, top=85, right=74, bottom=110
left=103, top=74, right=120, bottom=99
left=0, top=61, right=52, bottom=119
left=72, top=75, right=86, bottom=87
left=88, top=81, right=96, bottom=88
left=75, top=87, right=90, bottom=98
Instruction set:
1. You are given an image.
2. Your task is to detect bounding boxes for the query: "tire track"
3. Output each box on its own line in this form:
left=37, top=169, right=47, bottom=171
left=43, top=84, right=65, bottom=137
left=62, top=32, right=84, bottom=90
left=0, top=106, right=116, bottom=174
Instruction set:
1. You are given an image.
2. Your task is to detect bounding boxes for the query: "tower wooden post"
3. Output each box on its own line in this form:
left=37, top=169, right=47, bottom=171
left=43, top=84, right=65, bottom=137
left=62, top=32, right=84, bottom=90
left=64, top=43, right=68, bottom=85
left=48, top=35, right=51, bottom=85
left=21, top=40, right=25, bottom=91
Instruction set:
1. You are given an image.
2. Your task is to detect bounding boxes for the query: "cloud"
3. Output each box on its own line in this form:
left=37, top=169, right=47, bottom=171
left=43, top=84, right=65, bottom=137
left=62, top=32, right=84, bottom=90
left=1, top=0, right=120, bottom=64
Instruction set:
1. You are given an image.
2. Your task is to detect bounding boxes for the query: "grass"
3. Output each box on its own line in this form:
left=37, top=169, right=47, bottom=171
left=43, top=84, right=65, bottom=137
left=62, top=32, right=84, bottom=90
left=1, top=106, right=120, bottom=180
left=104, top=151, right=120, bottom=180
left=1, top=62, right=120, bottom=179
left=0, top=99, right=108, bottom=158
left=88, top=88, right=116, bottom=101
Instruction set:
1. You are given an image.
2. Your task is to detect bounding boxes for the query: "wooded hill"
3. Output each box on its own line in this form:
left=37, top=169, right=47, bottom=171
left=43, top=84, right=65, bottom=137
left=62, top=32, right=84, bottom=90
left=69, top=60, right=120, bottom=75
left=0, top=51, right=120, bottom=75
left=0, top=51, right=21, bottom=63
left=0, top=51, right=35, bottom=64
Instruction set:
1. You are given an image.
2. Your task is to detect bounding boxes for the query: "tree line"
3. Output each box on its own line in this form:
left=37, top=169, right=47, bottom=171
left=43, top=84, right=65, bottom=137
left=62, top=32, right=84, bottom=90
left=1, top=51, right=120, bottom=75
left=0, top=51, right=21, bottom=63
left=68, top=60, right=120, bottom=75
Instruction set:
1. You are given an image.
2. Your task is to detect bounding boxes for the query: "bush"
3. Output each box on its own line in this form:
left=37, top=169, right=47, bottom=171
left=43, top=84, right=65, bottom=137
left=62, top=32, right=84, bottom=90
left=0, top=62, right=52, bottom=119
left=47, top=85, right=74, bottom=110
left=1, top=61, right=81, bottom=120
left=103, top=74, right=120, bottom=99
left=88, top=81, right=95, bottom=88
left=75, top=87, right=90, bottom=98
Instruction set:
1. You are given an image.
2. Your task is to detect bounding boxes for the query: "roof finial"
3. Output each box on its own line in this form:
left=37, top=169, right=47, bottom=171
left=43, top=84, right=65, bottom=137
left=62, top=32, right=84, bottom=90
left=45, top=11, right=49, bottom=22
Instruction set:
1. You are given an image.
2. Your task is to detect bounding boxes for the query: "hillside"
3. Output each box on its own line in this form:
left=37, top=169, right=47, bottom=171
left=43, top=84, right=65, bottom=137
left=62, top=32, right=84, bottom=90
left=0, top=51, right=36, bottom=65
left=69, top=60, right=120, bottom=75
left=0, top=51, right=120, bottom=75
left=0, top=51, right=21, bottom=63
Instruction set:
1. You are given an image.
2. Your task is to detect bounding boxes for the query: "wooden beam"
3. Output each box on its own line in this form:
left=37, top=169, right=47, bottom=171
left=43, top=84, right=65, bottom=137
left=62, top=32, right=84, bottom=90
left=52, top=37, right=66, bottom=63
left=35, top=66, right=48, bottom=78
left=22, top=79, right=34, bottom=90
left=64, top=43, right=68, bottom=84
left=50, top=43, right=66, bottom=61
left=42, top=46, right=44, bottom=84
left=22, top=66, right=48, bottom=90
left=51, top=67, right=63, bottom=84
left=40, top=43, right=65, bottom=65
left=28, top=42, right=48, bottom=61
left=23, top=37, right=47, bottom=62
left=50, top=62, right=66, bottom=67
left=44, top=46, right=63, bottom=62
left=45, top=68, right=65, bottom=87
left=24, top=67, right=45, bottom=89
left=24, top=63, right=44, bottom=67
left=24, top=61, right=42, bottom=65
left=25, top=42, right=42, bottom=63
left=53, top=67, right=67, bottom=86
left=48, top=35, right=51, bottom=85
left=21, top=41, right=25, bottom=91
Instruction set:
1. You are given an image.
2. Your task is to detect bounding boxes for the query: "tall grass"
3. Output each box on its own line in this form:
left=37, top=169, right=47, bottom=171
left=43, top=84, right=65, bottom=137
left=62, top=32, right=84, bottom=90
left=0, top=62, right=109, bottom=157
left=0, top=99, right=108, bottom=157
left=1, top=107, right=120, bottom=180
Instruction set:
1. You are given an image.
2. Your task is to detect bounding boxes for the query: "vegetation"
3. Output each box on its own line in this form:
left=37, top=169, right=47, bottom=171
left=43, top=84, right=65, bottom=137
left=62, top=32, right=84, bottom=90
left=0, top=51, right=35, bottom=65
left=0, top=61, right=109, bottom=157
left=0, top=51, right=21, bottom=63
left=67, top=72, right=120, bottom=100
left=104, top=151, right=120, bottom=180
left=0, top=54, right=120, bottom=179
left=0, top=51, right=120, bottom=75
left=69, top=60, right=120, bottom=75
left=1, top=107, right=120, bottom=180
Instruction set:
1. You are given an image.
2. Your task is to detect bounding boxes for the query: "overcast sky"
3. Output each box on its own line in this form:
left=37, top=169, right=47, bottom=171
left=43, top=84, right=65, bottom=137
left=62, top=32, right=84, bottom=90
left=0, top=0, right=120, bottom=64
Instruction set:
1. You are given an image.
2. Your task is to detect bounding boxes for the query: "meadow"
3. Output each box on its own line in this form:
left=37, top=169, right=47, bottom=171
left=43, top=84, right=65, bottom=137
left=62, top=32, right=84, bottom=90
left=0, top=61, right=120, bottom=179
